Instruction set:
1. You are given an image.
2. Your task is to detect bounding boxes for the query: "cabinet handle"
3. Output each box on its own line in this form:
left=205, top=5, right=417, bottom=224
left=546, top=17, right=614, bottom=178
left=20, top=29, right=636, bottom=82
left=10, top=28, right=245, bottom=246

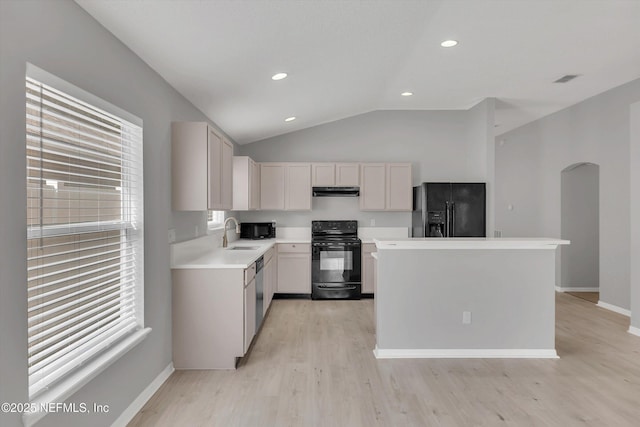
left=292, top=244, right=296, bottom=248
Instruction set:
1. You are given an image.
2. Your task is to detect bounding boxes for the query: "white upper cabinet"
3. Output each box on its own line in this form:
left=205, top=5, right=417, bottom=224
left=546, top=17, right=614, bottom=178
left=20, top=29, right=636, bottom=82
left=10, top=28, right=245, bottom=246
left=311, top=163, right=359, bottom=187
left=172, top=122, right=233, bottom=211
left=250, top=160, right=260, bottom=209
left=261, top=163, right=311, bottom=211
left=285, top=163, right=312, bottom=210
left=335, top=163, right=359, bottom=186
left=386, top=163, right=412, bottom=211
left=255, top=161, right=407, bottom=212
left=207, top=129, right=223, bottom=209
left=220, top=137, right=233, bottom=210
left=312, top=163, right=335, bottom=186
left=360, top=163, right=386, bottom=210
left=360, top=162, right=412, bottom=211
left=260, top=163, right=286, bottom=210
left=233, top=156, right=260, bottom=210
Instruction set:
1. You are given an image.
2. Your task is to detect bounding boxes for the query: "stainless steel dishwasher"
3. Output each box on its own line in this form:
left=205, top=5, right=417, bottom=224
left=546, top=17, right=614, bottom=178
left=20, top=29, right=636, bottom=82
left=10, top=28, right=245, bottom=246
left=255, top=256, right=264, bottom=331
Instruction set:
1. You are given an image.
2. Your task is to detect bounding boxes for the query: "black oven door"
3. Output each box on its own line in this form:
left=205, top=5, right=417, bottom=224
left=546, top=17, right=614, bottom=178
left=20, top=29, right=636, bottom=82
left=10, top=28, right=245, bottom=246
left=312, top=242, right=361, bottom=299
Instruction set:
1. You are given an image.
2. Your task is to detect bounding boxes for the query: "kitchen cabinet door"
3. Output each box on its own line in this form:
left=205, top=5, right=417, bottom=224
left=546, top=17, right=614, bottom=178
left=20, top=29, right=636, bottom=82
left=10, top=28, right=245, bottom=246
left=386, top=163, right=412, bottom=211
left=277, top=244, right=311, bottom=294
left=172, top=122, right=208, bottom=210
left=172, top=268, right=244, bottom=369
left=286, top=163, right=312, bottom=210
left=244, top=277, right=256, bottom=353
left=360, top=163, right=386, bottom=210
left=263, top=258, right=271, bottom=314
left=336, top=163, right=359, bottom=186
left=171, top=122, right=233, bottom=211
left=312, top=163, right=335, bottom=186
left=250, top=159, right=260, bottom=209
left=362, top=243, right=376, bottom=294
left=207, top=128, right=223, bottom=210
left=260, top=163, right=286, bottom=210
left=221, top=138, right=234, bottom=210
left=233, top=156, right=260, bottom=211
left=263, top=247, right=275, bottom=313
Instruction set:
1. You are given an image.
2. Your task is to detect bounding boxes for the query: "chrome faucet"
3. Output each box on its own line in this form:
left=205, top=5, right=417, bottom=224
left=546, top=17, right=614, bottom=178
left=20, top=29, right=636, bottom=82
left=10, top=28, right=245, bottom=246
left=222, top=217, right=240, bottom=248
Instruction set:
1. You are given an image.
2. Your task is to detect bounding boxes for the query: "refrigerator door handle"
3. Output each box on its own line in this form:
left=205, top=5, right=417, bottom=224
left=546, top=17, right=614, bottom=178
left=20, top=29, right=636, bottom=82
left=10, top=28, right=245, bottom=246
left=451, top=202, right=456, bottom=237
left=445, top=201, right=450, bottom=237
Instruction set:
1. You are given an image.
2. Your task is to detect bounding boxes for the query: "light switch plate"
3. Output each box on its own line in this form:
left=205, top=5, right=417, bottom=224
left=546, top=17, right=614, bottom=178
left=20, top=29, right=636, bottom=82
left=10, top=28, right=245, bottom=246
left=168, top=229, right=176, bottom=243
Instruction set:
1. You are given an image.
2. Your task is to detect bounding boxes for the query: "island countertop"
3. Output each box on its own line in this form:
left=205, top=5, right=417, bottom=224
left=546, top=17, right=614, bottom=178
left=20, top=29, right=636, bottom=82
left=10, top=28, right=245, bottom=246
left=374, top=237, right=569, bottom=250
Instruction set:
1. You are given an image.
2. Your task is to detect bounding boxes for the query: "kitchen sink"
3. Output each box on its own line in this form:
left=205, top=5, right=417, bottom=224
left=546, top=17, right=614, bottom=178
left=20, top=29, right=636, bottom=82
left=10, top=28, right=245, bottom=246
left=227, top=246, right=260, bottom=251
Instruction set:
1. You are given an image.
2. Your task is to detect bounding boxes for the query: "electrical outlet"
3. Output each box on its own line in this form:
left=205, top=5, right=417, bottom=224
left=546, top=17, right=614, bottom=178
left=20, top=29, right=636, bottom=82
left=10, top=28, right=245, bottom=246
left=463, top=311, right=472, bottom=324
left=168, top=229, right=176, bottom=243
left=370, top=218, right=375, bottom=226
left=195, top=225, right=199, bottom=236
left=494, top=230, right=502, bottom=238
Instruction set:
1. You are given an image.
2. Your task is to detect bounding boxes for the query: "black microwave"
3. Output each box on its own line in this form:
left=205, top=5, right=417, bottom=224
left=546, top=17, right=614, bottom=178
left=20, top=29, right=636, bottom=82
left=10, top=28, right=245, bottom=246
left=240, top=222, right=276, bottom=240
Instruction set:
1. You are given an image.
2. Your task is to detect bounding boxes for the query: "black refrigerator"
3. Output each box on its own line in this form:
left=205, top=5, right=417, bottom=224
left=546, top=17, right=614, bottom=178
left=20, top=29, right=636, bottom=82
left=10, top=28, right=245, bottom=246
left=412, top=183, right=486, bottom=237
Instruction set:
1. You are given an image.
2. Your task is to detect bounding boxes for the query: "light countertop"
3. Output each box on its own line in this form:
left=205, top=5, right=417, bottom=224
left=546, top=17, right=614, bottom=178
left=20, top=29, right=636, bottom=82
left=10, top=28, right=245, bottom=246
left=172, top=239, right=276, bottom=269
left=171, top=236, right=311, bottom=269
left=374, top=237, right=569, bottom=250
left=359, top=227, right=408, bottom=244
left=170, top=226, right=410, bottom=269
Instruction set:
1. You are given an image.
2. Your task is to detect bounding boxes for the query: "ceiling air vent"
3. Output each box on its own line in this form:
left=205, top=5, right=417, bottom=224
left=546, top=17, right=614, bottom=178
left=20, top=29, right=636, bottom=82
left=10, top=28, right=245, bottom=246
left=554, top=74, right=580, bottom=83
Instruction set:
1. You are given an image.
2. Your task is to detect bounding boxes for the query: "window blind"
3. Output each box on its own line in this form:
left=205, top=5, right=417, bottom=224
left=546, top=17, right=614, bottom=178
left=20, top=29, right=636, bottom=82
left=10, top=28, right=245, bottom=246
left=26, top=76, right=144, bottom=399
left=208, top=210, right=224, bottom=228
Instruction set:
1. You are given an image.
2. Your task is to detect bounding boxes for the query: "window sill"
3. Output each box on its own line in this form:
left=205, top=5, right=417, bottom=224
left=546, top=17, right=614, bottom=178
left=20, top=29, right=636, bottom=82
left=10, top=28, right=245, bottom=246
left=207, top=224, right=224, bottom=232
left=23, top=327, right=152, bottom=427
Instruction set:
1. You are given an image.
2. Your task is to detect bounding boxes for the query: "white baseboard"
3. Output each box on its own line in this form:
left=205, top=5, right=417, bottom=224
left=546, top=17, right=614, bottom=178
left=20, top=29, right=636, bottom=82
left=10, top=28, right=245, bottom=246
left=112, top=362, right=174, bottom=427
left=628, top=326, right=640, bottom=337
left=373, top=347, right=559, bottom=359
left=596, top=301, right=631, bottom=317
left=555, top=286, right=599, bottom=292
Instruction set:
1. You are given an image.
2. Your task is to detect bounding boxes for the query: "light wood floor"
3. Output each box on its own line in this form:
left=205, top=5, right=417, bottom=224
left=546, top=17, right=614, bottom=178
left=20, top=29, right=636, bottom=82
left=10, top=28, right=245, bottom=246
left=129, top=293, right=640, bottom=426
left=566, top=292, right=599, bottom=304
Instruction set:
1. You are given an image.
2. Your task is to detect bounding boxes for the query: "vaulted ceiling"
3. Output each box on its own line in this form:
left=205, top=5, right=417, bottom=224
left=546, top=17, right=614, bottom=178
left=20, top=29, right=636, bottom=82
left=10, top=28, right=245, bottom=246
left=76, top=0, right=640, bottom=144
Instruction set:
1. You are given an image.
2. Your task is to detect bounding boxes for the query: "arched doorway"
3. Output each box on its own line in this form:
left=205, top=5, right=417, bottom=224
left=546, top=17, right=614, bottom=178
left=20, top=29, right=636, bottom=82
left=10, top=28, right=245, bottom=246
left=560, top=163, right=599, bottom=302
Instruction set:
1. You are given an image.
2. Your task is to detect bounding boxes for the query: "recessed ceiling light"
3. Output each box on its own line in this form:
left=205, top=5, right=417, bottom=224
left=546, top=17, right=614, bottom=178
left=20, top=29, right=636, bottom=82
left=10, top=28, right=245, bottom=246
left=440, top=40, right=458, bottom=48
left=272, top=72, right=288, bottom=80
left=285, top=116, right=296, bottom=122
left=401, top=92, right=413, bottom=97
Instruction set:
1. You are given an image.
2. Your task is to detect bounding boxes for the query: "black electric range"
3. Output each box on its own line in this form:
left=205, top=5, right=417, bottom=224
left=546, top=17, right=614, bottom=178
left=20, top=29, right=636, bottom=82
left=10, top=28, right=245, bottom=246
left=311, top=220, right=362, bottom=300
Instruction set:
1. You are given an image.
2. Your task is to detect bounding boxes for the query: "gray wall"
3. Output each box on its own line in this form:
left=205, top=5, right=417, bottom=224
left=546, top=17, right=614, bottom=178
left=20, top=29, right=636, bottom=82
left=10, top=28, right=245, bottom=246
left=469, top=98, right=496, bottom=235
left=495, top=78, right=640, bottom=311
left=560, top=163, right=599, bottom=288
left=0, top=1, right=231, bottom=425
left=239, top=106, right=494, bottom=228
left=631, top=101, right=640, bottom=330
left=376, top=248, right=556, bottom=350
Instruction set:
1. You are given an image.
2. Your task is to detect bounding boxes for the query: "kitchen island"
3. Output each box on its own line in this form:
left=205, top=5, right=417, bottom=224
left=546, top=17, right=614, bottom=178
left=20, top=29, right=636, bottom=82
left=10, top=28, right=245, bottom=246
left=373, top=238, right=569, bottom=359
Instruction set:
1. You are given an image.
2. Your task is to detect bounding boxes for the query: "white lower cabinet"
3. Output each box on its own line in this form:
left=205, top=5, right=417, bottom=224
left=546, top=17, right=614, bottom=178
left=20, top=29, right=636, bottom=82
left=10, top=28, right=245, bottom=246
left=244, top=277, right=256, bottom=353
left=172, top=260, right=261, bottom=370
left=362, top=243, right=376, bottom=295
left=277, top=243, right=311, bottom=294
left=263, top=247, right=276, bottom=315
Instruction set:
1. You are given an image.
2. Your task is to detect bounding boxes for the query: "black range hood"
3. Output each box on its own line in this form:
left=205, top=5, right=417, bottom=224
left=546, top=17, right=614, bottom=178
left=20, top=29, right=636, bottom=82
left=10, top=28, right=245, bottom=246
left=312, top=186, right=360, bottom=197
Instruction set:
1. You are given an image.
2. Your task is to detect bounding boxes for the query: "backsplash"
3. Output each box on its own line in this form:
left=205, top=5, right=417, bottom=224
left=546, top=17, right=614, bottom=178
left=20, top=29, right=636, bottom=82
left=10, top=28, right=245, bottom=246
left=237, top=196, right=410, bottom=228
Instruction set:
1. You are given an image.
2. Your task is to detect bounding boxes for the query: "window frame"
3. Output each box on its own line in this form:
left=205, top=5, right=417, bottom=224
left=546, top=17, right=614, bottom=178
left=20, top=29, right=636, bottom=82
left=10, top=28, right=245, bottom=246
left=23, top=64, right=151, bottom=427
